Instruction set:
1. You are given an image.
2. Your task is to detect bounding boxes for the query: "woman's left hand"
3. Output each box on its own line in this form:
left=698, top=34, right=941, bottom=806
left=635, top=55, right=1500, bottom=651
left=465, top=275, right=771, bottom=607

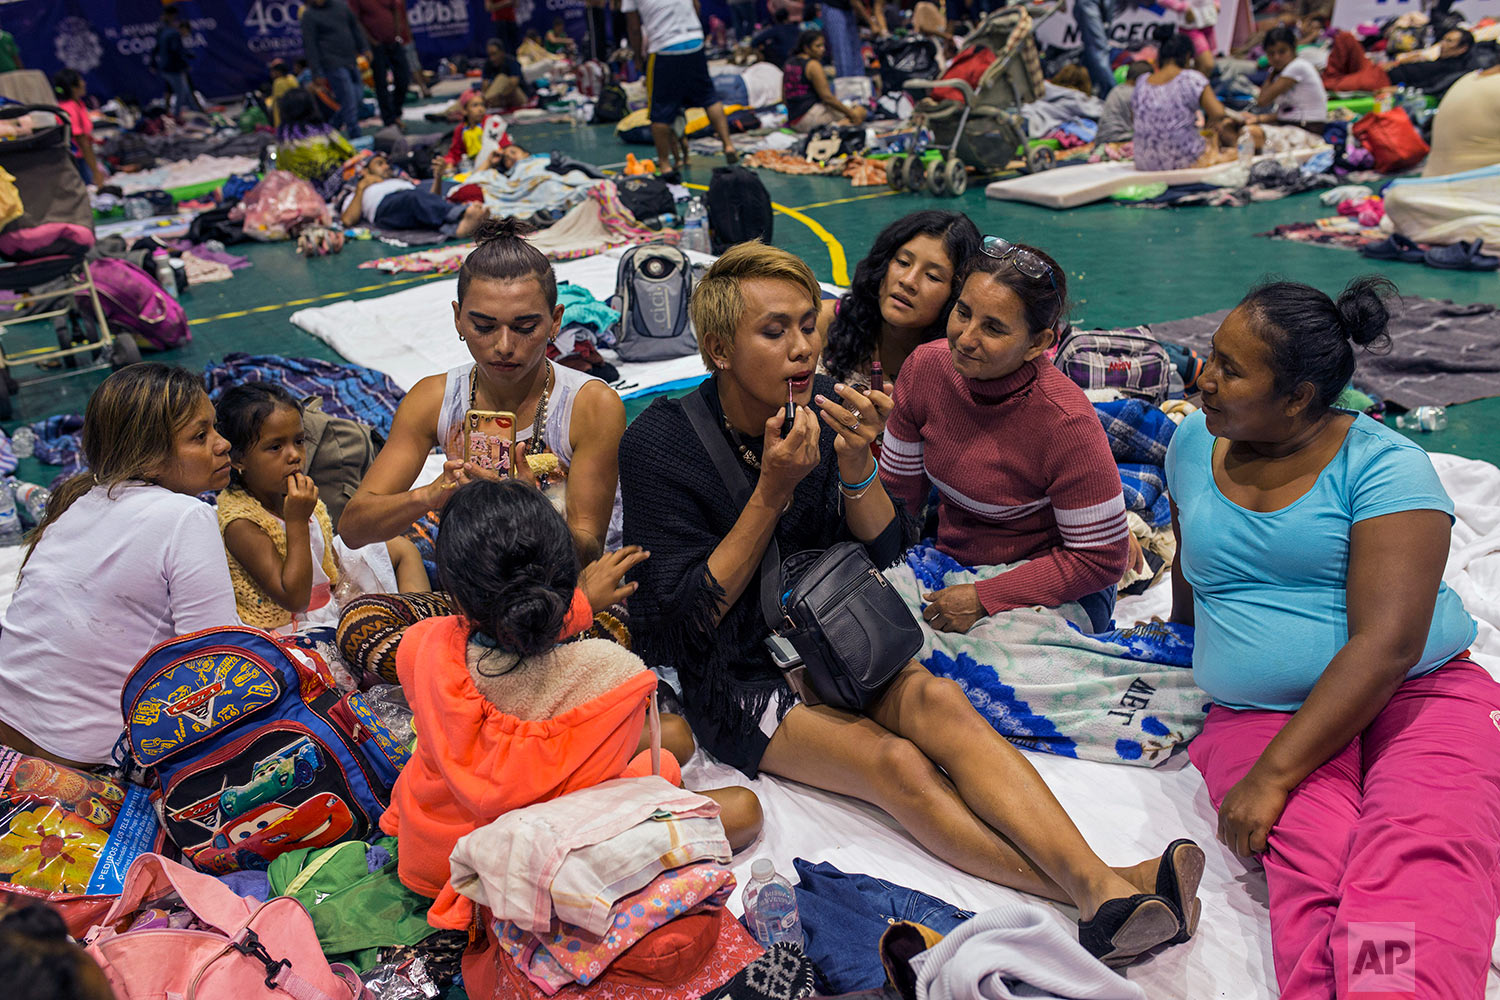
left=1216, top=771, right=1290, bottom=857
left=817, top=381, right=893, bottom=462
left=921, top=584, right=986, bottom=633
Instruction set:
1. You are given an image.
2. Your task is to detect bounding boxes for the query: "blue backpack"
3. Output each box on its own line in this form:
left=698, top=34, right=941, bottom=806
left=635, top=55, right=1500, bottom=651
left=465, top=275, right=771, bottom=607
left=120, top=626, right=408, bottom=874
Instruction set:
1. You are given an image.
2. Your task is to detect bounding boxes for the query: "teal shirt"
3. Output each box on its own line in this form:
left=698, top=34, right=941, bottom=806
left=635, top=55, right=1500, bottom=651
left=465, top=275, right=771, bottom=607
left=1166, top=410, right=1477, bottom=712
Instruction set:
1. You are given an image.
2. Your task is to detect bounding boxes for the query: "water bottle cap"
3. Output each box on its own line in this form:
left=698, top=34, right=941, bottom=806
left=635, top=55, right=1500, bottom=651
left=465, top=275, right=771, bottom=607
left=750, top=858, right=774, bottom=881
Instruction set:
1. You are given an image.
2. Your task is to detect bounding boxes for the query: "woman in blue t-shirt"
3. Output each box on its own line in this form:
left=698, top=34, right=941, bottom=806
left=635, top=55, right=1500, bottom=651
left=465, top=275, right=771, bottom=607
left=1166, top=276, right=1499, bottom=998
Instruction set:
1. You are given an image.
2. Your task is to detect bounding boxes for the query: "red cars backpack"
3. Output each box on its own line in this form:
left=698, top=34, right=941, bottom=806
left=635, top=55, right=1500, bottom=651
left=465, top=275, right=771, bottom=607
left=120, top=626, right=408, bottom=874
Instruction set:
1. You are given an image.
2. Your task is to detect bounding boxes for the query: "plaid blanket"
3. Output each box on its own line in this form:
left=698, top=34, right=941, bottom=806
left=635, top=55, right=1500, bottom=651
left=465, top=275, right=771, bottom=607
left=203, top=354, right=406, bottom=438
left=890, top=543, right=1208, bottom=766
left=1094, top=399, right=1175, bottom=528
left=30, top=414, right=86, bottom=488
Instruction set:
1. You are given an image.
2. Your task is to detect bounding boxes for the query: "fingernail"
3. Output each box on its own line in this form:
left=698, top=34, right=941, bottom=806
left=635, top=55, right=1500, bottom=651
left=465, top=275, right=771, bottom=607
left=835, top=383, right=845, bottom=392
left=814, top=395, right=826, bottom=404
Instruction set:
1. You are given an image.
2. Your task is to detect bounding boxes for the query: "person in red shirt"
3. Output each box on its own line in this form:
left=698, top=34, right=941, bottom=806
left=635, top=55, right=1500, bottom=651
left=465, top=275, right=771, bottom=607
left=487, top=0, right=521, bottom=54
left=349, top=0, right=412, bottom=126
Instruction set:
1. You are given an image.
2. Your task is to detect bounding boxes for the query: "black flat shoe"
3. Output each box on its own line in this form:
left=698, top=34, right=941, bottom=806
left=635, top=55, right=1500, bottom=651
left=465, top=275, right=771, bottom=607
left=1078, top=894, right=1181, bottom=968
left=1155, top=838, right=1206, bottom=944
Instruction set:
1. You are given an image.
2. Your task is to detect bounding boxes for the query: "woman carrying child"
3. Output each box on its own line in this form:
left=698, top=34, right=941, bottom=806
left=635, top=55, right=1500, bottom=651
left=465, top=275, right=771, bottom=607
left=214, top=383, right=427, bottom=634
left=0, top=365, right=238, bottom=766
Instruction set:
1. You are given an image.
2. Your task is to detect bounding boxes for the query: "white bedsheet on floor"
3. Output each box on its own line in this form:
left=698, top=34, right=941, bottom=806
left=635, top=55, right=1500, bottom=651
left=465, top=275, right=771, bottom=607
left=683, top=451, right=1500, bottom=999
left=289, top=248, right=842, bottom=400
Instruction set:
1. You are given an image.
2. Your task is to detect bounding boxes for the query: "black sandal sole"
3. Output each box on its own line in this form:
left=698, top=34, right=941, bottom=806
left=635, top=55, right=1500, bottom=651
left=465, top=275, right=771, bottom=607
left=1092, top=897, right=1181, bottom=968
left=1157, top=838, right=1206, bottom=943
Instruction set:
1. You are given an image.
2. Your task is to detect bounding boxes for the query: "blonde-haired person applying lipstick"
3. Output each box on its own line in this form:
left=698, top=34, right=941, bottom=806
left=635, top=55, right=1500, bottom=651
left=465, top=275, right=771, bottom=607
left=620, top=242, right=1202, bottom=968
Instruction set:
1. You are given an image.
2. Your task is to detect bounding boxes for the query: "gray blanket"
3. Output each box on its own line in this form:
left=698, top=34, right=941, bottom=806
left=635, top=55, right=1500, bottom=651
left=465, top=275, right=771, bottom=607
left=1149, top=296, right=1500, bottom=408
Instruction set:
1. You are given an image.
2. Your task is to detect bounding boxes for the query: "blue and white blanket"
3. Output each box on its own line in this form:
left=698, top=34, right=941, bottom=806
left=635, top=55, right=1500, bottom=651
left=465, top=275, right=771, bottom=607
left=888, top=544, right=1209, bottom=767
left=1094, top=399, right=1176, bottom=528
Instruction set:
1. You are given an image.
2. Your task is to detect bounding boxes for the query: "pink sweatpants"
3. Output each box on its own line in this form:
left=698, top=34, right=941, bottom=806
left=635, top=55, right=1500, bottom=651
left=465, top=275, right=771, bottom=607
left=1189, top=659, right=1500, bottom=999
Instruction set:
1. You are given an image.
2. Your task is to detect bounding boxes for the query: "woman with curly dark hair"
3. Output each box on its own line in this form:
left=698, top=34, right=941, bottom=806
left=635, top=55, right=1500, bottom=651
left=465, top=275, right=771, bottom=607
left=820, top=210, right=981, bottom=384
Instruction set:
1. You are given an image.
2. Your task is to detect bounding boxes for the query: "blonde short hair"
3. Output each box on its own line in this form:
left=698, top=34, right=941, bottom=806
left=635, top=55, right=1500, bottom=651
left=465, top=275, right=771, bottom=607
left=689, top=241, right=822, bottom=371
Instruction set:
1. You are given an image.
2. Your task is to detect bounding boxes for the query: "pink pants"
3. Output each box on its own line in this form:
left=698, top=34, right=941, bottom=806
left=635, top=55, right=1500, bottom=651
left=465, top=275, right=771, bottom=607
left=1189, top=659, right=1500, bottom=999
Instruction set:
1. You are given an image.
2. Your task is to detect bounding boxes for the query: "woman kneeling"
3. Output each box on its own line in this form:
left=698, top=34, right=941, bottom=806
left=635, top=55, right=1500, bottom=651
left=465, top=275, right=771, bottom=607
left=620, top=242, right=1201, bottom=966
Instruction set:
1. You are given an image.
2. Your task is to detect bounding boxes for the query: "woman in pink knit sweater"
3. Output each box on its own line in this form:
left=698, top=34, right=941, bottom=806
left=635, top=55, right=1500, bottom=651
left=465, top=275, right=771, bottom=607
left=881, top=237, right=1130, bottom=633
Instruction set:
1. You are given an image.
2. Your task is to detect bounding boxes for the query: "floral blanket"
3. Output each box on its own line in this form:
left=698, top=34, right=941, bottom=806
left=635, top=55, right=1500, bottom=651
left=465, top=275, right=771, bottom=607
left=888, top=544, right=1210, bottom=766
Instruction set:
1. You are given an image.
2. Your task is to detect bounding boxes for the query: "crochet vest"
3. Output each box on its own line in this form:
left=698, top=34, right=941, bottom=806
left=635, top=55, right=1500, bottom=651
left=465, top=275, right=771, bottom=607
left=217, top=486, right=339, bottom=630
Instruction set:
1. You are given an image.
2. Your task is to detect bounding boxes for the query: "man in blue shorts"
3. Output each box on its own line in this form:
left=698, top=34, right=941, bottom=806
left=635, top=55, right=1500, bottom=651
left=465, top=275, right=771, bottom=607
left=623, top=0, right=739, bottom=171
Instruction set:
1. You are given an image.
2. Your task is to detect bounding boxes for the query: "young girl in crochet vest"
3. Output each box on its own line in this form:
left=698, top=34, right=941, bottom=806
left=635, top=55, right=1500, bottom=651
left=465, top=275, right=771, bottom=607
left=382, top=478, right=763, bottom=930
left=215, top=383, right=426, bottom=633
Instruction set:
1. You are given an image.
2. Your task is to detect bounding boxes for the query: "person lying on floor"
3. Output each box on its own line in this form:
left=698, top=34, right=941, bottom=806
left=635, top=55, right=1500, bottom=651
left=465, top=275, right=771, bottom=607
left=820, top=210, right=981, bottom=384
left=1132, top=27, right=1235, bottom=170
left=1245, top=25, right=1328, bottom=134
left=0, top=365, right=239, bottom=767
left=1168, top=276, right=1498, bottom=998
left=1385, top=26, right=1483, bottom=95
left=620, top=241, right=1204, bottom=967
left=213, top=382, right=429, bottom=634
left=882, top=238, right=1129, bottom=635
left=381, top=477, right=762, bottom=934
left=339, top=154, right=490, bottom=237
left=784, top=30, right=868, bottom=132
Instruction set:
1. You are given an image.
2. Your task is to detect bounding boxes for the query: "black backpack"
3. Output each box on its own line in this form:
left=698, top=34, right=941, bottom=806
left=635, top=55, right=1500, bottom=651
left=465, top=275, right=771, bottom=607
left=592, top=81, right=628, bottom=123
left=706, top=166, right=772, bottom=255
left=616, top=176, right=675, bottom=223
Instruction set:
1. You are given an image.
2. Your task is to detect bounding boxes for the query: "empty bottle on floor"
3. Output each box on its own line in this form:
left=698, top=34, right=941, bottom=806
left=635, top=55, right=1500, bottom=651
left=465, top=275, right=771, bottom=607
left=6, top=478, right=50, bottom=528
left=744, top=859, right=804, bottom=949
left=0, top=486, right=22, bottom=546
left=153, top=249, right=178, bottom=301
left=681, top=198, right=711, bottom=255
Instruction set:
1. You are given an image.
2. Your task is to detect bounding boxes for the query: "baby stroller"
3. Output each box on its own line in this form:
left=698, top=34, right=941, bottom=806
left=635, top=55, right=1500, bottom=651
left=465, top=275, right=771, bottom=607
left=890, top=2, right=1060, bottom=196
left=875, top=34, right=942, bottom=96
left=0, top=97, right=136, bottom=419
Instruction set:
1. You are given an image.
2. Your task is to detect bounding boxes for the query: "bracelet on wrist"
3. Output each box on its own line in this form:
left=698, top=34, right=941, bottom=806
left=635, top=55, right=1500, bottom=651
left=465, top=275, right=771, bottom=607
left=840, top=458, right=879, bottom=492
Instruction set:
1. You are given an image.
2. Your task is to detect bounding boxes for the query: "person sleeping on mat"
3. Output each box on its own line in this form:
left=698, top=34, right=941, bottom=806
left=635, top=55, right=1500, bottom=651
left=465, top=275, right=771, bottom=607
left=619, top=241, right=1204, bottom=968
left=0, top=365, right=240, bottom=767
left=339, top=153, right=491, bottom=237
left=1168, top=275, right=1498, bottom=998
left=881, top=237, right=1130, bottom=635
left=820, top=210, right=981, bottom=386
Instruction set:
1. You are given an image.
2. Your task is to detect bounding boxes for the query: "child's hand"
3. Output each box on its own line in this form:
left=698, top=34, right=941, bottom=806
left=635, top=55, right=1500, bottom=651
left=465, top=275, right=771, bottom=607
left=284, top=473, right=320, bottom=523
left=580, top=546, right=650, bottom=612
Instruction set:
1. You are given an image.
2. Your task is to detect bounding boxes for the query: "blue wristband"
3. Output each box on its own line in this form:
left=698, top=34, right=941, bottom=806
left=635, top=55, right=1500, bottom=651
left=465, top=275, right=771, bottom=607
left=841, top=459, right=879, bottom=492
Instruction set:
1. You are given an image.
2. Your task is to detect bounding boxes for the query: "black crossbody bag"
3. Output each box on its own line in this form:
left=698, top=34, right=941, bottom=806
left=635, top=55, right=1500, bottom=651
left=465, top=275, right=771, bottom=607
left=681, top=390, right=922, bottom=712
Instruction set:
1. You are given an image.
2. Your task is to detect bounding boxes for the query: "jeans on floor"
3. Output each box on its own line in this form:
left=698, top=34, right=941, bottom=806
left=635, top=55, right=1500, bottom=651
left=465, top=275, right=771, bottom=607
left=1073, top=0, right=1116, bottom=96
left=162, top=71, right=200, bottom=115
left=821, top=5, right=864, bottom=78
left=790, top=858, right=973, bottom=993
left=369, top=41, right=411, bottom=126
left=325, top=63, right=363, bottom=138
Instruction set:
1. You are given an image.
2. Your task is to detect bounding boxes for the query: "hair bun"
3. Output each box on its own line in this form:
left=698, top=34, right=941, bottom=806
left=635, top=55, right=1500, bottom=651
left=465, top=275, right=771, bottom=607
left=1335, top=275, right=1395, bottom=350
left=1151, top=23, right=1177, bottom=43
left=494, top=586, right=567, bottom=658
left=473, top=216, right=536, bottom=246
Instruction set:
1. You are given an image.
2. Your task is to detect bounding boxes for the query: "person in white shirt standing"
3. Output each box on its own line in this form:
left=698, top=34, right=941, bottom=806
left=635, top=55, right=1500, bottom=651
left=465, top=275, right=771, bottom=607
left=0, top=365, right=240, bottom=766
left=622, top=0, right=739, bottom=172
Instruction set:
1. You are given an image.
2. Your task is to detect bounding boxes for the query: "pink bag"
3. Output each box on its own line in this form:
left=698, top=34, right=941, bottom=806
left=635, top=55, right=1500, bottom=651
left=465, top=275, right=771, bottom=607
left=84, top=853, right=366, bottom=1000
left=76, top=257, right=190, bottom=350
left=229, top=170, right=333, bottom=242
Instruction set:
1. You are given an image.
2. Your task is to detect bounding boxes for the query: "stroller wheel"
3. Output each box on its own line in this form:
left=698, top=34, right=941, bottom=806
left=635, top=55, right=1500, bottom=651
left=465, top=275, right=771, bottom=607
left=888, top=154, right=907, bottom=191
left=927, top=155, right=947, bottom=196
left=110, top=334, right=142, bottom=370
left=944, top=157, right=968, bottom=197
left=1026, top=145, right=1056, bottom=174
left=902, top=154, right=926, bottom=193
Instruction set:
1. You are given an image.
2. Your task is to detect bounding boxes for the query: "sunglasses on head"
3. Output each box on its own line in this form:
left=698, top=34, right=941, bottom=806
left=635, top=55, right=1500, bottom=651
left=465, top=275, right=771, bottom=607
left=981, top=235, right=1064, bottom=325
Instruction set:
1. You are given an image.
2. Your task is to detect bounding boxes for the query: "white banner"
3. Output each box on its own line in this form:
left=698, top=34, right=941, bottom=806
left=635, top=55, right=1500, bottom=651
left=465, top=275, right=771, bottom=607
left=1032, top=0, right=1253, bottom=56
left=1331, top=0, right=1500, bottom=29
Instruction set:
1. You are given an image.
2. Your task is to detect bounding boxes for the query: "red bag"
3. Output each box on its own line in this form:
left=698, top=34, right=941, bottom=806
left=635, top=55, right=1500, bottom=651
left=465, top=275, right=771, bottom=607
left=1352, top=108, right=1429, bottom=174
left=931, top=46, right=997, bottom=103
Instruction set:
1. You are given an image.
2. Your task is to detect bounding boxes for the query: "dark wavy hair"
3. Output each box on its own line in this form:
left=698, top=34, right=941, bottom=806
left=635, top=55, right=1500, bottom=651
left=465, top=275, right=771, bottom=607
left=436, top=479, right=578, bottom=663
left=1237, top=275, right=1394, bottom=414
left=457, top=217, right=557, bottom=309
left=1151, top=24, right=1197, bottom=68
left=823, top=211, right=981, bottom=380
left=0, top=903, right=111, bottom=1000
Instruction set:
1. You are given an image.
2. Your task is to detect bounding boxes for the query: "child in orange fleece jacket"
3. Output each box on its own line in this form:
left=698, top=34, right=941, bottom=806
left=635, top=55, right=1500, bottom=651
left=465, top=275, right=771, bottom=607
left=381, top=479, right=762, bottom=930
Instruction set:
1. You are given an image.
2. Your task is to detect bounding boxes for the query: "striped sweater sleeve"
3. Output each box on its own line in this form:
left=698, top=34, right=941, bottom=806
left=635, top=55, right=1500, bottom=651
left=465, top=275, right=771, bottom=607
left=973, top=412, right=1132, bottom=617
left=879, top=380, right=928, bottom=509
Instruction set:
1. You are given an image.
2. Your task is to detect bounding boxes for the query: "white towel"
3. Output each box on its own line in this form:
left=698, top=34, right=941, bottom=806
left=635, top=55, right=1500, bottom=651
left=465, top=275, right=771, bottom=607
left=909, top=902, right=1147, bottom=1000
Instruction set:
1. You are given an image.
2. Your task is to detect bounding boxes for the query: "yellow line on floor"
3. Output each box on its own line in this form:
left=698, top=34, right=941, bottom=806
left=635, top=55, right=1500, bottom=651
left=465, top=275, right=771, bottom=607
left=186, top=270, right=455, bottom=327
left=791, top=190, right=899, bottom=211
left=683, top=182, right=849, bottom=285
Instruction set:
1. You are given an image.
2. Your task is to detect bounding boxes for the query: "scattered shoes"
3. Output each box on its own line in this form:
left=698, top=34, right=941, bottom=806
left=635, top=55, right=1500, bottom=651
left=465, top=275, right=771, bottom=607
left=1423, top=239, right=1500, bottom=271
left=1360, top=233, right=1425, bottom=262
left=1077, top=893, right=1181, bottom=967
left=1154, top=838, right=1206, bottom=944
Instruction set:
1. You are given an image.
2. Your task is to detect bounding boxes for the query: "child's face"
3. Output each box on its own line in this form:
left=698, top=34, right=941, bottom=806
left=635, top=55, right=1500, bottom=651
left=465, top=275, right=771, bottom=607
left=463, top=95, right=487, bottom=124
left=234, top=404, right=308, bottom=499
left=1266, top=41, right=1295, bottom=71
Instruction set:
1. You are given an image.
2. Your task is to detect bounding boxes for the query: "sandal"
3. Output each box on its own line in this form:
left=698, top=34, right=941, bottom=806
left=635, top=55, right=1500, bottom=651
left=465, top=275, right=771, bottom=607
left=1359, top=233, right=1424, bottom=263
left=1077, top=894, right=1180, bottom=968
left=1423, top=239, right=1500, bottom=271
left=724, top=148, right=740, bottom=165
left=1155, top=838, right=1206, bottom=943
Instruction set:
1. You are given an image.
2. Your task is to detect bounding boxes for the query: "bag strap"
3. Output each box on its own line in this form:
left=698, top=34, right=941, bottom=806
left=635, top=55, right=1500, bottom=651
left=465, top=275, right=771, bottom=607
left=680, top=388, right=784, bottom=631
left=648, top=689, right=662, bottom=776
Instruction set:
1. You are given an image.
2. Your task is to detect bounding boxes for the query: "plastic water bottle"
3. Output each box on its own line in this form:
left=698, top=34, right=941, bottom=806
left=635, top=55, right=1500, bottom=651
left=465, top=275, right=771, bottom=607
left=743, top=859, right=804, bottom=949
left=0, top=485, right=23, bottom=546
left=1237, top=130, right=1255, bottom=164
left=6, top=478, right=50, bottom=528
left=153, top=249, right=178, bottom=300
left=681, top=198, right=711, bottom=255
left=9, top=426, right=35, bottom=459
left=1395, top=406, right=1447, bottom=432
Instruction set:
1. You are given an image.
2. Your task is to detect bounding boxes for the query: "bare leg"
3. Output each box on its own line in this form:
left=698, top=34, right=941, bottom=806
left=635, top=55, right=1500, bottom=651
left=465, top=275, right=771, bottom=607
left=703, top=101, right=736, bottom=157
left=453, top=203, right=488, bottom=238
left=650, top=123, right=679, bottom=171
left=639, top=711, right=697, bottom=764
left=385, top=537, right=431, bottom=593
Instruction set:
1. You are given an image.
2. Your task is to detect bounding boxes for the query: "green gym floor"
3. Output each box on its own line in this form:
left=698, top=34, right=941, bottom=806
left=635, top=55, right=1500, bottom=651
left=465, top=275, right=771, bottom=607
left=5, top=115, right=1499, bottom=479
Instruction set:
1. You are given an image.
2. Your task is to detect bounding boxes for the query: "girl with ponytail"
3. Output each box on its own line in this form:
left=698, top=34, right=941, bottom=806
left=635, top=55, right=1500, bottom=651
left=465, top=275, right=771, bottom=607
left=0, top=364, right=239, bottom=766
left=1131, top=25, right=1234, bottom=171
left=1166, top=275, right=1500, bottom=995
